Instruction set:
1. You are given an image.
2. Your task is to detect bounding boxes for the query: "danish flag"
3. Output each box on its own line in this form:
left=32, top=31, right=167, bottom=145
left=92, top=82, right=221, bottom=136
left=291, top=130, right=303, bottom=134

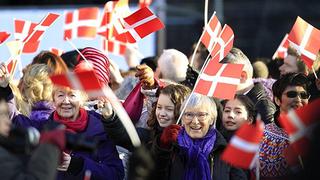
left=194, top=54, right=243, bottom=100
left=6, top=58, right=18, bottom=76
left=50, top=70, right=104, bottom=98
left=200, top=13, right=222, bottom=53
left=288, top=16, right=320, bottom=69
left=64, top=7, right=99, bottom=40
left=102, top=39, right=127, bottom=56
left=14, top=19, right=40, bottom=53
left=222, top=119, right=265, bottom=169
left=139, top=0, right=153, bottom=8
left=23, top=13, right=59, bottom=44
left=279, top=98, right=320, bottom=156
left=209, top=24, right=234, bottom=61
left=272, top=34, right=289, bottom=60
left=50, top=48, right=64, bottom=56
left=0, top=32, right=10, bottom=44
left=98, top=1, right=117, bottom=39
left=123, top=7, right=164, bottom=43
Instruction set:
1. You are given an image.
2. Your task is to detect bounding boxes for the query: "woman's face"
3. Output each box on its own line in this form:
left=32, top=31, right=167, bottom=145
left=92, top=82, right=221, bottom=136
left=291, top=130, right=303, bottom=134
left=155, top=94, right=175, bottom=127
left=53, top=88, right=82, bottom=121
left=183, top=106, right=214, bottom=139
left=222, top=99, right=249, bottom=131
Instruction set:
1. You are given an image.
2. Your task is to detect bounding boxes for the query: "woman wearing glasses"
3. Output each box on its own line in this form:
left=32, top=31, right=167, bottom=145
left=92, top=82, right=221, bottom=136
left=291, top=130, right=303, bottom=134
left=152, top=93, right=247, bottom=180
left=259, top=72, right=310, bottom=179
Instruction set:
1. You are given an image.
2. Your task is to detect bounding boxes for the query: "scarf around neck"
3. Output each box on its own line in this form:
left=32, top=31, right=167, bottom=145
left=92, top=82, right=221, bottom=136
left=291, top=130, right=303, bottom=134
left=177, top=127, right=217, bottom=180
left=53, top=108, right=88, bottom=133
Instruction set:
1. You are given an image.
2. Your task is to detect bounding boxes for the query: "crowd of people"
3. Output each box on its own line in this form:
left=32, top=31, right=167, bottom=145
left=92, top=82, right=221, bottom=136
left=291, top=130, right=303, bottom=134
left=0, top=42, right=319, bottom=180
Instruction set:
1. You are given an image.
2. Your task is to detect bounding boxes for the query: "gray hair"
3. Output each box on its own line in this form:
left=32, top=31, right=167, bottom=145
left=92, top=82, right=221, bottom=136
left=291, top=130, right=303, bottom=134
left=180, top=93, right=217, bottom=124
left=221, top=47, right=253, bottom=79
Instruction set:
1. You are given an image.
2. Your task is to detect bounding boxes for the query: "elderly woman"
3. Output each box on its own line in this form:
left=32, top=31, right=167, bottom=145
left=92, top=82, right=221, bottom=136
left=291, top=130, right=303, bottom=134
left=0, top=63, right=124, bottom=180
left=152, top=93, right=247, bottom=180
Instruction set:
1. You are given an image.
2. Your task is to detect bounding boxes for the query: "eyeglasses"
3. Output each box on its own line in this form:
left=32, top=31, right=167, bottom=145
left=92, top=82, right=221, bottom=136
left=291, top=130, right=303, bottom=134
left=183, top=112, right=209, bottom=122
left=285, top=91, right=310, bottom=99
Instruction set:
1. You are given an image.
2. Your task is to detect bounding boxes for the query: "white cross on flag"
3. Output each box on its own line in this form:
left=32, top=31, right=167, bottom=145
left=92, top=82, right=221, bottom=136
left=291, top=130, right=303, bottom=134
left=288, top=16, right=320, bottom=69
left=102, top=39, right=127, bottom=56
left=50, top=70, right=105, bottom=98
left=209, top=24, right=234, bottom=61
left=64, top=7, right=99, bottom=40
left=272, top=34, right=289, bottom=60
left=98, top=1, right=117, bottom=39
left=139, top=0, right=153, bottom=8
left=14, top=19, right=40, bottom=53
left=194, top=54, right=244, bottom=100
left=123, top=7, right=164, bottom=43
left=23, top=13, right=59, bottom=44
left=201, top=13, right=222, bottom=53
left=221, top=119, right=265, bottom=169
left=279, top=98, right=320, bottom=156
left=50, top=48, right=64, bottom=56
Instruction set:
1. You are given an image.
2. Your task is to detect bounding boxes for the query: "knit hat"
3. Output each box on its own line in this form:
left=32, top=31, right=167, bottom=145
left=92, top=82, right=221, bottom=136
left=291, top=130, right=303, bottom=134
left=74, top=47, right=111, bottom=85
left=157, top=49, right=189, bottom=82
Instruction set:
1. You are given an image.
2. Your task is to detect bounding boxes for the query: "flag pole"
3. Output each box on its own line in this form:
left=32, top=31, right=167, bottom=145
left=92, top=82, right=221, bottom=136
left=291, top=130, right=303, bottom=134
left=189, top=11, right=216, bottom=67
left=312, top=66, right=318, bottom=79
left=204, top=0, right=209, bottom=25
left=65, top=37, right=92, bottom=66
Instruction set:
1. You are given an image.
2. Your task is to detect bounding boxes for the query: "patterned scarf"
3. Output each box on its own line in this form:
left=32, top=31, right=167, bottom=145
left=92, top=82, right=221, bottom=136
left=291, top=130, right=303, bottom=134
left=177, top=128, right=216, bottom=180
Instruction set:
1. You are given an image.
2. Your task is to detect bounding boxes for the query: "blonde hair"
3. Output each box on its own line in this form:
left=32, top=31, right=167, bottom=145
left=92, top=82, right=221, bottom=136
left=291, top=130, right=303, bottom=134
left=19, top=64, right=53, bottom=115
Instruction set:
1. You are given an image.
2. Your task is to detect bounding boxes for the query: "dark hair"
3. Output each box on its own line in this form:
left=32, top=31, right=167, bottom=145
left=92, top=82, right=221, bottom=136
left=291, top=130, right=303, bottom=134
left=140, top=56, right=158, bottom=72
left=272, top=72, right=310, bottom=101
left=222, top=94, right=256, bottom=123
left=147, top=84, right=191, bottom=128
left=60, top=49, right=83, bottom=70
left=32, top=51, right=68, bottom=75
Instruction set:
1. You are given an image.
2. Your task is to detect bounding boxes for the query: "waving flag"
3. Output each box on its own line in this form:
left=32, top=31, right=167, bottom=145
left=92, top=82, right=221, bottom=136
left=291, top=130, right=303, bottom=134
left=23, top=13, right=59, bottom=44
left=6, top=59, right=18, bottom=76
left=98, top=1, right=117, bottom=39
left=14, top=19, right=40, bottom=53
left=123, top=7, right=164, bottom=43
left=222, top=119, right=265, bottom=169
left=102, top=39, right=127, bottom=56
left=0, top=32, right=10, bottom=44
left=210, top=24, right=234, bottom=61
left=64, top=7, right=99, bottom=40
left=139, top=0, right=153, bottom=8
left=201, top=13, right=222, bottom=53
left=194, top=54, right=243, bottom=99
left=279, top=98, right=320, bottom=156
left=288, top=16, right=320, bottom=69
left=272, top=34, right=289, bottom=60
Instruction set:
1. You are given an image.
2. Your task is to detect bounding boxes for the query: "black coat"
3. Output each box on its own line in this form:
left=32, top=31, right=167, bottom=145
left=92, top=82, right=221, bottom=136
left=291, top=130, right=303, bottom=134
left=151, top=130, right=247, bottom=180
left=246, top=82, right=276, bottom=124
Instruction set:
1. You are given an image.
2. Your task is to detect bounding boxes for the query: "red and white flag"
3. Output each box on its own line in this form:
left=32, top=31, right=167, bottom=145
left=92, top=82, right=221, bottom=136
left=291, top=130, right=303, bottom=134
left=139, top=0, right=153, bottom=8
left=279, top=98, right=320, bottom=156
left=123, top=7, right=164, bottom=43
left=0, top=32, right=10, bottom=44
left=98, top=1, right=117, bottom=39
left=201, top=13, right=222, bottom=53
left=50, top=48, right=64, bottom=56
left=209, top=24, right=234, bottom=61
left=194, top=55, right=243, bottom=100
left=102, top=39, right=127, bottom=56
left=23, top=13, right=59, bottom=44
left=64, top=7, right=99, bottom=40
left=221, top=119, right=265, bottom=169
left=50, top=70, right=104, bottom=98
left=6, top=58, right=18, bottom=76
left=14, top=19, right=40, bottom=53
left=272, top=34, right=289, bottom=60
left=288, top=16, right=320, bottom=69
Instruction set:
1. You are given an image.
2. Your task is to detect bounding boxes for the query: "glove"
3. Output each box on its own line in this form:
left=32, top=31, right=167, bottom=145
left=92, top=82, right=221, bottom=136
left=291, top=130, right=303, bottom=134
left=136, top=64, right=155, bottom=90
left=160, top=124, right=181, bottom=149
left=40, top=129, right=66, bottom=151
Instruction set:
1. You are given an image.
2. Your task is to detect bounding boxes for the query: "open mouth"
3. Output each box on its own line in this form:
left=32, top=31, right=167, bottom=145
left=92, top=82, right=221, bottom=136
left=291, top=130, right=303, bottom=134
left=225, top=121, right=236, bottom=126
left=190, top=126, right=202, bottom=131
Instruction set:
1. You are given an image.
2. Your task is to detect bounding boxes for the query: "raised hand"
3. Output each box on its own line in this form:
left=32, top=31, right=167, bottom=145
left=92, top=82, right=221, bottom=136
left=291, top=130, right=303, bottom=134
left=0, top=63, right=10, bottom=88
left=136, top=64, right=155, bottom=90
